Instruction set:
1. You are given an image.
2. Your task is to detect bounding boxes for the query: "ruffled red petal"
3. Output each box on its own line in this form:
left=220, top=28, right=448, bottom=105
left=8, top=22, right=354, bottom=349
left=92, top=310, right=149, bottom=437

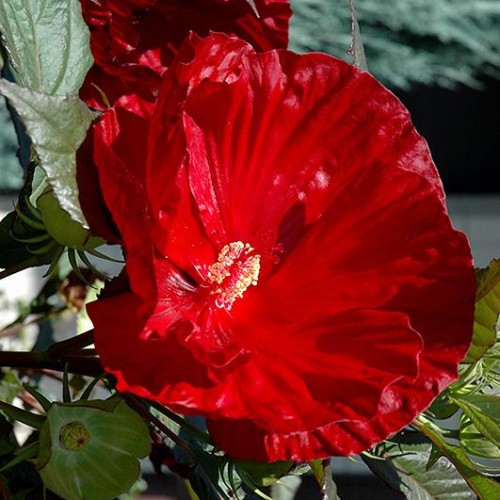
left=79, top=0, right=291, bottom=108
left=77, top=88, right=158, bottom=241
left=88, top=34, right=475, bottom=461
left=88, top=99, right=157, bottom=307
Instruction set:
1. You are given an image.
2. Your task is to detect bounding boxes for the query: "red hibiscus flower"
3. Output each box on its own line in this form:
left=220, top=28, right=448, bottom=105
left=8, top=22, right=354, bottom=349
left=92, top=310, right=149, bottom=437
left=84, top=33, right=475, bottom=461
left=79, top=0, right=291, bottom=109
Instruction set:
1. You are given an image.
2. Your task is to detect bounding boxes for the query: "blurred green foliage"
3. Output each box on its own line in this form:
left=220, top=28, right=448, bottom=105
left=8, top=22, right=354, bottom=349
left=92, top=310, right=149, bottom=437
left=291, top=0, right=500, bottom=89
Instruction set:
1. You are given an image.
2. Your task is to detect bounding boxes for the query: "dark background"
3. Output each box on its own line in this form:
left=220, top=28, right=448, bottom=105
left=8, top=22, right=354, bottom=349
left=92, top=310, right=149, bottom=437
left=396, top=77, right=500, bottom=194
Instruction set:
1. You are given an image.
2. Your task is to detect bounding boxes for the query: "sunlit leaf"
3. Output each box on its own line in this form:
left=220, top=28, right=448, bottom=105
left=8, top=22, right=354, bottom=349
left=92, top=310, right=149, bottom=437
left=364, top=434, right=473, bottom=500
left=460, top=415, right=500, bottom=461
left=417, top=420, right=500, bottom=499
left=0, top=80, right=93, bottom=226
left=465, top=259, right=500, bottom=363
left=452, top=393, right=500, bottom=448
left=309, top=459, right=325, bottom=486
left=0, top=0, right=92, bottom=95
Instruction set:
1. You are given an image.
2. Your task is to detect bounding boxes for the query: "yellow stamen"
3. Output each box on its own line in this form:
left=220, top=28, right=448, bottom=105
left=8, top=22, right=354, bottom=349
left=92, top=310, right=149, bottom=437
left=207, top=241, right=261, bottom=310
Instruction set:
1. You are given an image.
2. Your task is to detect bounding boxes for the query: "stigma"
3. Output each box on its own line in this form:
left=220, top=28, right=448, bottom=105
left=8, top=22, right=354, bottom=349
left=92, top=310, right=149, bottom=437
left=207, top=241, right=261, bottom=311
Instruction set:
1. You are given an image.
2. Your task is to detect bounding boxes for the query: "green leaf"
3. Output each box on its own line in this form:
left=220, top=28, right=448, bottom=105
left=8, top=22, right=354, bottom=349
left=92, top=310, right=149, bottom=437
left=0, top=414, right=16, bottom=456
left=308, top=460, right=340, bottom=500
left=0, top=371, right=23, bottom=405
left=452, top=394, right=500, bottom=448
left=427, top=394, right=459, bottom=420
left=0, top=0, right=92, bottom=95
left=309, top=459, right=325, bottom=485
left=0, top=441, right=39, bottom=473
left=37, top=191, right=99, bottom=248
left=364, top=434, right=473, bottom=500
left=460, top=415, right=500, bottom=461
left=29, top=165, right=50, bottom=205
left=187, top=444, right=236, bottom=500
left=234, top=459, right=293, bottom=487
left=0, top=211, right=51, bottom=272
left=417, top=419, right=500, bottom=499
left=0, top=400, right=45, bottom=430
left=0, top=79, right=93, bottom=226
left=22, top=384, right=52, bottom=413
left=465, top=260, right=500, bottom=363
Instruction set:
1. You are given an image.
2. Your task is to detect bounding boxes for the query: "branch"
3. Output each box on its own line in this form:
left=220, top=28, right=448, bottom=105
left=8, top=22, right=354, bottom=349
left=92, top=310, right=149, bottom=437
left=0, top=349, right=103, bottom=376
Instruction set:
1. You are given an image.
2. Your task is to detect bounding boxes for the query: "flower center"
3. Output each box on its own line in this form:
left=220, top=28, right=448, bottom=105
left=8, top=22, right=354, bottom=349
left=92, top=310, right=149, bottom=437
left=59, top=421, right=90, bottom=452
left=207, top=241, right=261, bottom=311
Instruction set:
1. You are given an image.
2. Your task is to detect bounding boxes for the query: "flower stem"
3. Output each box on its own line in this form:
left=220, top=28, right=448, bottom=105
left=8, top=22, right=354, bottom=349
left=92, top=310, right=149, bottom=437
left=149, top=400, right=212, bottom=444
left=0, top=349, right=102, bottom=376
left=124, top=395, right=197, bottom=467
left=47, top=329, right=94, bottom=357
left=413, top=414, right=444, bottom=434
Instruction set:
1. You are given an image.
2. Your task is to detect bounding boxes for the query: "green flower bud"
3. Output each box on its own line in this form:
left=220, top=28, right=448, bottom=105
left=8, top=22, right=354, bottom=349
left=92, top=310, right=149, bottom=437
left=38, top=397, right=151, bottom=500
left=36, top=192, right=104, bottom=250
left=59, top=421, right=90, bottom=451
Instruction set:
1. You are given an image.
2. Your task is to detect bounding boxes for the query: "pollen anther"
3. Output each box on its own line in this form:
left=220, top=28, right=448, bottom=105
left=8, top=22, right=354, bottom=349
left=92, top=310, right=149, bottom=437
left=207, top=241, right=261, bottom=310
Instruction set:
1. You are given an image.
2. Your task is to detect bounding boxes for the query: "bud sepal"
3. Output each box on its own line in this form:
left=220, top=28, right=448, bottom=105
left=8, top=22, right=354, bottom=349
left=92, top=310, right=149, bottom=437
left=38, top=397, right=151, bottom=500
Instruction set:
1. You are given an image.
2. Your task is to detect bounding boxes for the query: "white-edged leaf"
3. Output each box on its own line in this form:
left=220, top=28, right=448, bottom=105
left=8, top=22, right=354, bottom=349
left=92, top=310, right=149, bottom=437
left=364, top=438, right=473, bottom=500
left=418, top=421, right=500, bottom=499
left=0, top=0, right=92, bottom=95
left=0, top=79, right=93, bottom=225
